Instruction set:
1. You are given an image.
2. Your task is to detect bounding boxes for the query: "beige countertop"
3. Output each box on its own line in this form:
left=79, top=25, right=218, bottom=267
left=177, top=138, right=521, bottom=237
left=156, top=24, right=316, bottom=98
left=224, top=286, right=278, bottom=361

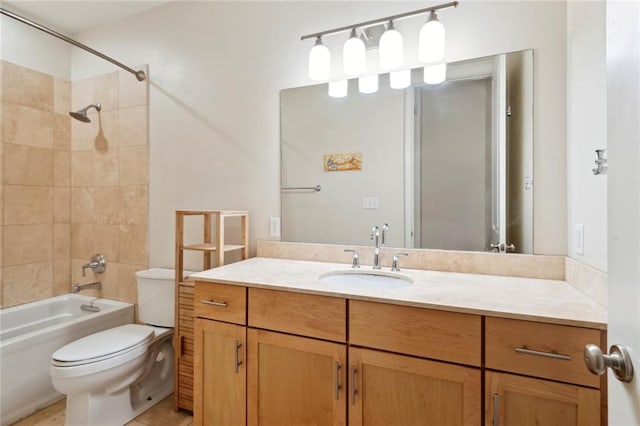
left=190, top=257, right=606, bottom=330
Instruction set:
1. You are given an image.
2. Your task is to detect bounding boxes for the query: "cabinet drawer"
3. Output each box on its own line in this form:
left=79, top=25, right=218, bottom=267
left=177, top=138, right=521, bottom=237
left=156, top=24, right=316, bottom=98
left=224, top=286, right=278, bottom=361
left=194, top=281, right=246, bottom=325
left=349, top=300, right=481, bottom=366
left=485, top=317, right=602, bottom=388
left=248, top=288, right=346, bottom=342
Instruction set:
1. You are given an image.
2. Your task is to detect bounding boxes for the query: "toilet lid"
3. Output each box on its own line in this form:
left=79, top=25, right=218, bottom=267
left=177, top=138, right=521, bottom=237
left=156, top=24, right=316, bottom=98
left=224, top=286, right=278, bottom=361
left=52, top=324, right=154, bottom=365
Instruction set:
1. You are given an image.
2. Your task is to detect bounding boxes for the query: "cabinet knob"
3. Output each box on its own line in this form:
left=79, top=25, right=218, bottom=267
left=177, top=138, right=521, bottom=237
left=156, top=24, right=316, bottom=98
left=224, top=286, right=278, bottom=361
left=584, top=343, right=634, bottom=382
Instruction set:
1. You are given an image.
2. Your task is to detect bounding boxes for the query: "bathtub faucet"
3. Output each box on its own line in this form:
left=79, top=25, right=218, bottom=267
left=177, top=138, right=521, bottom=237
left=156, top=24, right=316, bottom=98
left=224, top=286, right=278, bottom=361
left=73, top=282, right=102, bottom=293
left=82, top=254, right=107, bottom=277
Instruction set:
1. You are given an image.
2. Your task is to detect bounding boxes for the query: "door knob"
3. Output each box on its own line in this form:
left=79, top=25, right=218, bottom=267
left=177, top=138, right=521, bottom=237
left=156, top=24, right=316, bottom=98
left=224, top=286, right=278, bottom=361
left=584, top=344, right=634, bottom=383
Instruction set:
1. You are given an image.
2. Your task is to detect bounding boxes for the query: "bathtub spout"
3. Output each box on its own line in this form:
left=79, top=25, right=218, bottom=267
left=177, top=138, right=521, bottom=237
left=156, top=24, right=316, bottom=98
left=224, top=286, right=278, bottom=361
left=73, top=282, right=102, bottom=293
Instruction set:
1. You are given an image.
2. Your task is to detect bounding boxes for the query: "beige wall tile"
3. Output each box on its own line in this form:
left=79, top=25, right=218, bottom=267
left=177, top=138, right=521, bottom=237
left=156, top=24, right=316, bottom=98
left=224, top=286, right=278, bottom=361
left=94, top=149, right=119, bottom=186
left=93, top=186, right=120, bottom=224
left=54, top=78, right=71, bottom=115
left=93, top=72, right=119, bottom=111
left=119, top=68, right=148, bottom=109
left=118, top=225, right=148, bottom=265
left=0, top=225, right=3, bottom=267
left=94, top=224, right=119, bottom=264
left=119, top=106, right=148, bottom=147
left=71, top=114, right=97, bottom=151
left=4, top=104, right=53, bottom=148
left=4, top=185, right=53, bottom=225
left=71, top=223, right=93, bottom=259
left=4, top=144, right=53, bottom=185
left=95, top=109, right=119, bottom=151
left=117, top=263, right=146, bottom=304
left=53, top=114, right=71, bottom=151
left=71, top=187, right=94, bottom=224
left=0, top=268, right=3, bottom=308
left=3, top=261, right=53, bottom=307
left=3, top=224, right=52, bottom=266
left=71, top=150, right=94, bottom=186
left=53, top=223, right=71, bottom=260
left=119, top=145, right=148, bottom=186
left=71, top=109, right=118, bottom=152
left=2, top=62, right=54, bottom=111
left=53, top=187, right=70, bottom=223
left=120, top=185, right=148, bottom=225
left=53, top=150, right=71, bottom=187
left=71, top=77, right=93, bottom=111
left=53, top=259, right=71, bottom=295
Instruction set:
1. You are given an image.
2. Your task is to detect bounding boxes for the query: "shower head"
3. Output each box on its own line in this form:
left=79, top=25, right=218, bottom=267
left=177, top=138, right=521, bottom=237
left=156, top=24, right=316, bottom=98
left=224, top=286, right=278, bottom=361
left=69, top=103, right=102, bottom=123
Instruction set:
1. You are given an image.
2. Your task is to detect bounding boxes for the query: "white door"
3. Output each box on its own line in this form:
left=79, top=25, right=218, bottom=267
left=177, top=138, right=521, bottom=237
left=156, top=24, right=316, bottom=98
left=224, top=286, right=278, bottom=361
left=606, top=1, right=640, bottom=424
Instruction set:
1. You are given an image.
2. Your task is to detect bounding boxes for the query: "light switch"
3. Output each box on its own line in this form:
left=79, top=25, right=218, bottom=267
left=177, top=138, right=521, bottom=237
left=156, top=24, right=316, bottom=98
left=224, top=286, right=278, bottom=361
left=270, top=217, right=281, bottom=238
left=575, top=224, right=584, bottom=255
left=362, top=197, right=379, bottom=209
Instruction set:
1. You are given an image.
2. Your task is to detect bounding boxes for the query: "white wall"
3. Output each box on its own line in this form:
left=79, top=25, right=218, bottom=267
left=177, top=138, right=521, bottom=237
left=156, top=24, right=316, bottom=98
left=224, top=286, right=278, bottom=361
left=0, top=8, right=71, bottom=79
left=69, top=1, right=568, bottom=268
left=566, top=1, right=607, bottom=271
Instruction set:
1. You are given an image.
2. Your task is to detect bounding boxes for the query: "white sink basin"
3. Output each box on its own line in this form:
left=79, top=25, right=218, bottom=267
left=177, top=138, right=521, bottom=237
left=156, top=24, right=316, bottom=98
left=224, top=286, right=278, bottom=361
left=319, top=269, right=413, bottom=290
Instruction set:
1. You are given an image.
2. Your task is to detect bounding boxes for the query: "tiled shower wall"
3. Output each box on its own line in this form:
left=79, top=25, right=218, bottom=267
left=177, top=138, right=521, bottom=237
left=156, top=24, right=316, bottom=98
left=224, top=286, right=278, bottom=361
left=0, top=60, right=149, bottom=308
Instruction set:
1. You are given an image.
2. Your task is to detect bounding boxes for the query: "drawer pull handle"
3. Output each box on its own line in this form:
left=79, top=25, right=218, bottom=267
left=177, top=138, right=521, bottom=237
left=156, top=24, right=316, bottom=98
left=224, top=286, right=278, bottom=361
left=200, top=299, right=228, bottom=307
left=492, top=393, right=499, bottom=426
left=515, top=346, right=571, bottom=361
left=350, top=366, right=357, bottom=405
left=234, top=340, right=242, bottom=373
left=334, top=361, right=341, bottom=400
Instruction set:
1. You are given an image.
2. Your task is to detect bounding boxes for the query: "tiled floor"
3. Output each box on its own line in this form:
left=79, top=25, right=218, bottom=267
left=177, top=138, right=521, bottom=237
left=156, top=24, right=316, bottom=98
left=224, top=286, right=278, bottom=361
left=12, top=394, right=193, bottom=426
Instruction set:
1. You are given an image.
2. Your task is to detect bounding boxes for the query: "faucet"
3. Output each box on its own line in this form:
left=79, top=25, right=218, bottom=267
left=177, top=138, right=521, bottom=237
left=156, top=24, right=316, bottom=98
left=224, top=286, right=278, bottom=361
left=73, top=282, right=102, bottom=293
left=370, top=223, right=390, bottom=269
left=82, top=254, right=107, bottom=277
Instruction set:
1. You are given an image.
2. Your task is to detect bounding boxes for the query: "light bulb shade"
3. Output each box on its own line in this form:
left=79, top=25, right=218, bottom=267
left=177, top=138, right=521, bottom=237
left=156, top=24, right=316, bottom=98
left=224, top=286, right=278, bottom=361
left=418, top=14, right=445, bottom=63
left=358, top=75, right=378, bottom=94
left=379, top=27, right=403, bottom=69
left=308, top=41, right=331, bottom=81
left=423, top=63, right=447, bottom=85
left=328, top=80, right=348, bottom=98
left=390, top=69, right=411, bottom=89
left=343, top=31, right=366, bottom=76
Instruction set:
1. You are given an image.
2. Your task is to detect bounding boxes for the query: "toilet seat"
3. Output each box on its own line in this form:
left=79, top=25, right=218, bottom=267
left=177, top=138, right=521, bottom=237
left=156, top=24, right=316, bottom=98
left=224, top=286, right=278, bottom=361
left=52, top=324, right=153, bottom=368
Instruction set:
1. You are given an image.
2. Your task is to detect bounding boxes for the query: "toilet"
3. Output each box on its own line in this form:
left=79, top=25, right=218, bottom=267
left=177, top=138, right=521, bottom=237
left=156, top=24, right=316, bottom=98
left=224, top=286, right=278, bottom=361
left=50, top=268, right=183, bottom=426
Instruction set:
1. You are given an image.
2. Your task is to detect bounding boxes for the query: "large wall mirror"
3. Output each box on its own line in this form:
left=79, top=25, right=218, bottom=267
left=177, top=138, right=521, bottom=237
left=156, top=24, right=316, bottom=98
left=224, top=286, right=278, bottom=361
left=281, top=49, right=533, bottom=254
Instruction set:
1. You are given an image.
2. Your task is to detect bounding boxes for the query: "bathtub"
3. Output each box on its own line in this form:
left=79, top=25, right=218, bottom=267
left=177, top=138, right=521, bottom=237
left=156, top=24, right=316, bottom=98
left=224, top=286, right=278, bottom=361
left=0, top=294, right=134, bottom=425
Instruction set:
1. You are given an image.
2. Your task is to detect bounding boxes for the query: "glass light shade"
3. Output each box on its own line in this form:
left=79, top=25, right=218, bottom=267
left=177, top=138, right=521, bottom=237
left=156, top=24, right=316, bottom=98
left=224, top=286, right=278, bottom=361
left=390, top=69, right=411, bottom=89
left=423, top=63, right=447, bottom=85
left=308, top=40, right=331, bottom=81
left=328, top=80, right=348, bottom=98
left=379, top=24, right=403, bottom=70
left=418, top=13, right=445, bottom=63
left=343, top=30, right=366, bottom=76
left=358, top=75, right=378, bottom=94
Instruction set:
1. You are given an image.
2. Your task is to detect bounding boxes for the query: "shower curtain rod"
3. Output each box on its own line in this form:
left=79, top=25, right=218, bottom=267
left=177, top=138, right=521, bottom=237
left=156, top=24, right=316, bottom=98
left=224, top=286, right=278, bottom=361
left=0, top=7, right=146, bottom=81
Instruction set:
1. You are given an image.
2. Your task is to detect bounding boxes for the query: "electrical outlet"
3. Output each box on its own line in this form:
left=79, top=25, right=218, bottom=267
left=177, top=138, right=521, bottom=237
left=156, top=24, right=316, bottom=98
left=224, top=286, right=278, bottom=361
left=362, top=197, right=379, bottom=209
left=575, top=224, right=584, bottom=255
left=270, top=217, right=281, bottom=238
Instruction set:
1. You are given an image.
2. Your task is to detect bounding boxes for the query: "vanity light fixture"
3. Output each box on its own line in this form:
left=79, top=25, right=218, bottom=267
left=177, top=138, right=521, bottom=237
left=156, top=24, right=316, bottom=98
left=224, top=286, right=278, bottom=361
left=379, top=20, right=403, bottom=70
left=301, top=1, right=458, bottom=81
left=390, top=69, right=411, bottom=89
left=328, top=80, right=349, bottom=98
left=418, top=11, right=446, bottom=63
left=308, top=36, right=331, bottom=81
left=359, top=75, right=379, bottom=94
left=343, top=28, right=367, bottom=76
left=423, top=63, right=447, bottom=84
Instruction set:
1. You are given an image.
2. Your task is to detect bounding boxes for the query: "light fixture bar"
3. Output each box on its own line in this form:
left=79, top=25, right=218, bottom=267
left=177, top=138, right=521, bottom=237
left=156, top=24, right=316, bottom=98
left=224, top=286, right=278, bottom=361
left=300, top=1, right=458, bottom=41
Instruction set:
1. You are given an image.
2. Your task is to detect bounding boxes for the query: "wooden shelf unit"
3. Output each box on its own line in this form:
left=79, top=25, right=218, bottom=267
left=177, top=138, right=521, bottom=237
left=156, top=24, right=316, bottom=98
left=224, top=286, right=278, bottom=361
left=174, top=210, right=249, bottom=412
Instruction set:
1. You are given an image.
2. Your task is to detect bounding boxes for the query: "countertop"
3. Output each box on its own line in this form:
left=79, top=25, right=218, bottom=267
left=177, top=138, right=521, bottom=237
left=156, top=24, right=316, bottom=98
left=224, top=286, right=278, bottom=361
left=189, top=257, right=607, bottom=330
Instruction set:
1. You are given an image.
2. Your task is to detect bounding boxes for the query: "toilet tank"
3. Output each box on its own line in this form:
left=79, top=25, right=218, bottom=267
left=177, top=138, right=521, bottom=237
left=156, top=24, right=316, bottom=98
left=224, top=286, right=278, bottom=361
left=136, top=268, right=195, bottom=327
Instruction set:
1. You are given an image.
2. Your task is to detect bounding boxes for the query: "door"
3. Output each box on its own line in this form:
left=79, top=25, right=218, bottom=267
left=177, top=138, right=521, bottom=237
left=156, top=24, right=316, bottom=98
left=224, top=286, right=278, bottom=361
left=349, top=347, right=481, bottom=426
left=485, top=371, right=600, bottom=426
left=193, top=319, right=246, bottom=426
left=605, top=0, right=640, bottom=423
left=247, top=328, right=347, bottom=426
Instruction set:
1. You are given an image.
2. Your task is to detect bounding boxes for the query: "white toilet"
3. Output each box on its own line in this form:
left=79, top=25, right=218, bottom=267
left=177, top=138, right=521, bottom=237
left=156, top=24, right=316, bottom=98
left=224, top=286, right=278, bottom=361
left=50, top=268, right=180, bottom=426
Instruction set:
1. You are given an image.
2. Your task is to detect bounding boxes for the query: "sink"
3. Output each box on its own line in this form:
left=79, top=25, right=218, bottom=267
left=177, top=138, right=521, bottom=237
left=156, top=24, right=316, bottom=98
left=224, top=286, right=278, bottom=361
left=318, top=269, right=413, bottom=290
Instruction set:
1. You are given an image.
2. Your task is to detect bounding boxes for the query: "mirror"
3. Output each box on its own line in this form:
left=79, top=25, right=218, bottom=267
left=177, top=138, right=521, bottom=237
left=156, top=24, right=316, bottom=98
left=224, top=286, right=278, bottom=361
left=281, top=50, right=533, bottom=254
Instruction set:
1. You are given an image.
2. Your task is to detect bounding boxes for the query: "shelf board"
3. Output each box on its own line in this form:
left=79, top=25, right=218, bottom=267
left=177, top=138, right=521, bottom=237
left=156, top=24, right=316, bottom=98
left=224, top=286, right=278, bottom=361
left=175, top=210, right=249, bottom=217
left=181, top=243, right=245, bottom=253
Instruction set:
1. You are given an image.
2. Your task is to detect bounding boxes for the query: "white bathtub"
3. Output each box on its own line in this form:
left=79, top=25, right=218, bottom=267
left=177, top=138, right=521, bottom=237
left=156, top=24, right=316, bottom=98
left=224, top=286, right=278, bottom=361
left=0, top=294, right=134, bottom=425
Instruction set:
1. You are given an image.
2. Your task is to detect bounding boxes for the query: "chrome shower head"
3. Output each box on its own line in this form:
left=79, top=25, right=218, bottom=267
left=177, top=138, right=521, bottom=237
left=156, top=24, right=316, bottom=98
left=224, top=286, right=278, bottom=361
left=69, top=103, right=102, bottom=123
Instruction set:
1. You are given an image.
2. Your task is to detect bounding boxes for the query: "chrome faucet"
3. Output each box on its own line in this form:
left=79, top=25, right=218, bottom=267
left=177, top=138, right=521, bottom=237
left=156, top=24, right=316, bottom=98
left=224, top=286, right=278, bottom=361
left=82, top=254, right=107, bottom=277
left=73, top=282, right=102, bottom=293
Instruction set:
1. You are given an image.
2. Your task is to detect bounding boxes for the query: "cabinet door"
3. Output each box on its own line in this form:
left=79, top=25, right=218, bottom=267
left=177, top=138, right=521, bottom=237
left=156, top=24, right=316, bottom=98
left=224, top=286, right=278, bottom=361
left=349, top=347, right=481, bottom=426
left=247, top=328, right=347, bottom=426
left=485, top=371, right=600, bottom=426
left=194, top=319, right=246, bottom=426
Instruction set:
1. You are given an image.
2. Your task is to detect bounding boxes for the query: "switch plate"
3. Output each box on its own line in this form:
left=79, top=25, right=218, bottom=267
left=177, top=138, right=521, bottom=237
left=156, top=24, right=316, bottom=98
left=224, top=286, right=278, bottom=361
left=362, top=197, right=379, bottom=209
left=270, top=217, right=281, bottom=238
left=575, top=224, right=584, bottom=255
